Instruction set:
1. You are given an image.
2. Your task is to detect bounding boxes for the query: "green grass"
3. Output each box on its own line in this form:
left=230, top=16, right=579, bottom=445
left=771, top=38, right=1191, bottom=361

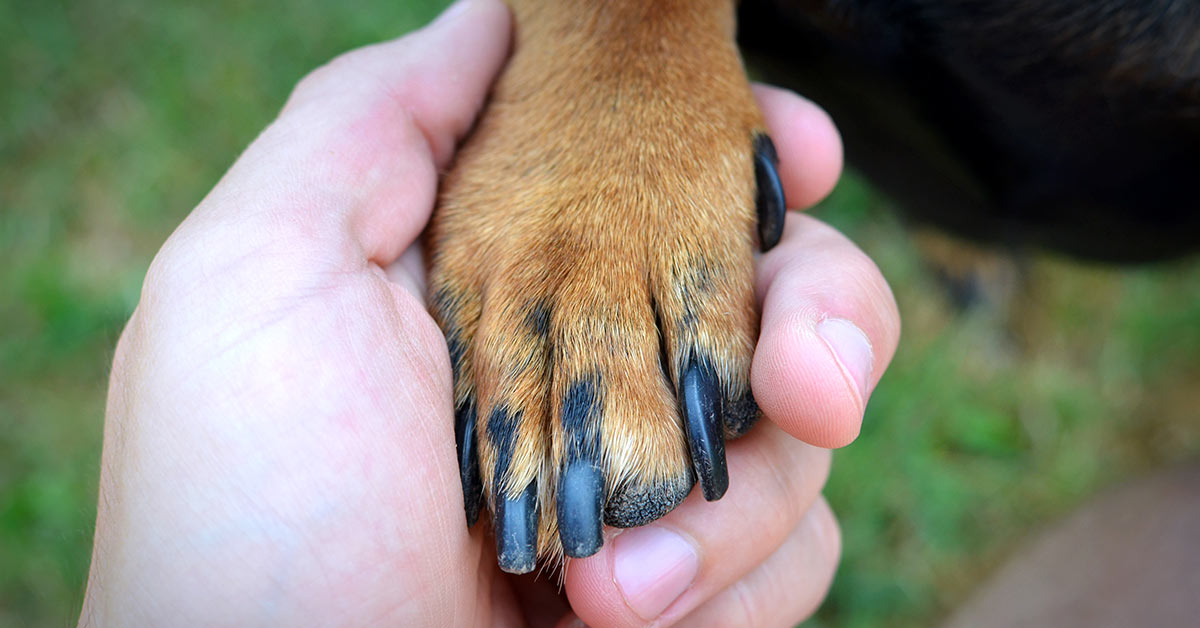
left=3, top=1, right=1198, bottom=626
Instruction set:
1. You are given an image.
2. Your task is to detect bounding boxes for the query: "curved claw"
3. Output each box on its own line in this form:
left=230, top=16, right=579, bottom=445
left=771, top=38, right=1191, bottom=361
left=455, top=400, right=483, bottom=527
left=681, top=358, right=729, bottom=501
left=557, top=460, right=604, bottom=558
left=754, top=134, right=786, bottom=251
left=495, top=481, right=539, bottom=574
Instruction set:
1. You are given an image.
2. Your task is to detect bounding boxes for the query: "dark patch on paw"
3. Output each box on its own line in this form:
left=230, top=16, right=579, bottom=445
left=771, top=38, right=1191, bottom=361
left=455, top=398, right=483, bottom=526
left=487, top=405, right=521, bottom=479
left=429, top=286, right=456, bottom=319
left=674, top=257, right=716, bottom=295
left=670, top=258, right=722, bottom=332
left=561, top=376, right=603, bottom=460
left=524, top=300, right=552, bottom=339
left=604, top=472, right=695, bottom=528
left=557, top=460, right=605, bottom=557
left=446, top=335, right=466, bottom=382
left=680, top=357, right=729, bottom=501
left=724, top=389, right=761, bottom=438
left=754, top=134, right=785, bottom=251
left=430, top=287, right=467, bottom=380
left=495, top=480, right=538, bottom=574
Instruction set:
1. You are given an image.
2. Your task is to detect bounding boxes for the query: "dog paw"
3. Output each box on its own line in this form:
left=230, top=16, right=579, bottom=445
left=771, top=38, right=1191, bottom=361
left=426, top=9, right=784, bottom=573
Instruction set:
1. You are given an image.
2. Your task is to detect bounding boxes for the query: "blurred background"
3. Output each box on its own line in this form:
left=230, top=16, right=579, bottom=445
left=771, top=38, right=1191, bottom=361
left=2, top=1, right=1197, bottom=626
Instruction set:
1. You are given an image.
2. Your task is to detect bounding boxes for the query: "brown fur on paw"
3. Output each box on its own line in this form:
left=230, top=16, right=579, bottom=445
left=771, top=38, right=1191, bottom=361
left=426, top=0, right=781, bottom=573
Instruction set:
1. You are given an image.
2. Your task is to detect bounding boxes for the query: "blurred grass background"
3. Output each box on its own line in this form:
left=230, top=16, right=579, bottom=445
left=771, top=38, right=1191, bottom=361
left=2, top=1, right=1197, bottom=626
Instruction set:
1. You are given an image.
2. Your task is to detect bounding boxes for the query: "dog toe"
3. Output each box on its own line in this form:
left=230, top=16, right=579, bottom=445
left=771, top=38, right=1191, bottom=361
left=426, top=24, right=773, bottom=567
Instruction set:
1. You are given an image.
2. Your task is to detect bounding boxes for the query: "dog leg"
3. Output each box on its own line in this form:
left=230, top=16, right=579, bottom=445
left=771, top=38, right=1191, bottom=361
left=427, top=0, right=784, bottom=573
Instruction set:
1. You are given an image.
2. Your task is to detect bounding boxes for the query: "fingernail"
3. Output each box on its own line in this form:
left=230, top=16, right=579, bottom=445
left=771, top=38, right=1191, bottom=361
left=613, top=526, right=699, bottom=620
left=817, top=318, right=874, bottom=403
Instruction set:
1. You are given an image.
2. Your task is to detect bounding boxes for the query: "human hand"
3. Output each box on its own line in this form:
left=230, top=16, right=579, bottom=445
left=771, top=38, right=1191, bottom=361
left=80, top=1, right=899, bottom=626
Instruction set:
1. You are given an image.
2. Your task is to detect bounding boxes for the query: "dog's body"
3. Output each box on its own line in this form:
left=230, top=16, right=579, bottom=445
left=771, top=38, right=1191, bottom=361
left=428, top=0, right=1200, bottom=572
left=741, top=0, right=1200, bottom=261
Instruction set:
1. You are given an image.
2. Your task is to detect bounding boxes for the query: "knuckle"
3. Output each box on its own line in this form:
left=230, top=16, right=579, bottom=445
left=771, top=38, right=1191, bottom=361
left=287, top=49, right=366, bottom=110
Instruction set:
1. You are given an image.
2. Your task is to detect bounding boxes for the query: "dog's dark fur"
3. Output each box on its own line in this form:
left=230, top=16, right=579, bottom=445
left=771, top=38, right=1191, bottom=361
left=740, top=0, right=1200, bottom=261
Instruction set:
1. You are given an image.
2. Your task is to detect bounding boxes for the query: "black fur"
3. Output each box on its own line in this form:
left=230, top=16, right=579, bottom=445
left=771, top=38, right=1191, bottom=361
left=739, top=0, right=1200, bottom=261
left=486, top=405, right=521, bottom=490
left=560, top=376, right=603, bottom=461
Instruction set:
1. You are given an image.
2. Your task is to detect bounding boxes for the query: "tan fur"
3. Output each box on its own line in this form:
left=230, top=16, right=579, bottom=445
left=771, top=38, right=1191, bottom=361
left=427, top=0, right=763, bottom=562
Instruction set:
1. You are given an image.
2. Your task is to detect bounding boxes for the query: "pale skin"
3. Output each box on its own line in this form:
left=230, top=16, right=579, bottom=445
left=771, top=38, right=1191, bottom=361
left=80, top=1, right=900, bottom=626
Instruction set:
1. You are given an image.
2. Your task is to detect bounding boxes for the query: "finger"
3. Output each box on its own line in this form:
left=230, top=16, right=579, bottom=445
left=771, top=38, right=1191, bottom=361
left=753, top=84, right=843, bottom=210
left=384, top=241, right=429, bottom=301
left=189, top=0, right=512, bottom=265
left=563, top=422, right=831, bottom=627
left=752, top=213, right=901, bottom=448
left=678, top=497, right=840, bottom=627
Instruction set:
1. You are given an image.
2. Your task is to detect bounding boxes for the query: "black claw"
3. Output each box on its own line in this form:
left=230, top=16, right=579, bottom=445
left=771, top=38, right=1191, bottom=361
left=680, top=358, right=729, bottom=501
left=754, top=134, right=786, bottom=252
left=495, top=481, right=538, bottom=574
left=557, top=460, right=604, bottom=558
left=455, top=400, right=483, bottom=527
